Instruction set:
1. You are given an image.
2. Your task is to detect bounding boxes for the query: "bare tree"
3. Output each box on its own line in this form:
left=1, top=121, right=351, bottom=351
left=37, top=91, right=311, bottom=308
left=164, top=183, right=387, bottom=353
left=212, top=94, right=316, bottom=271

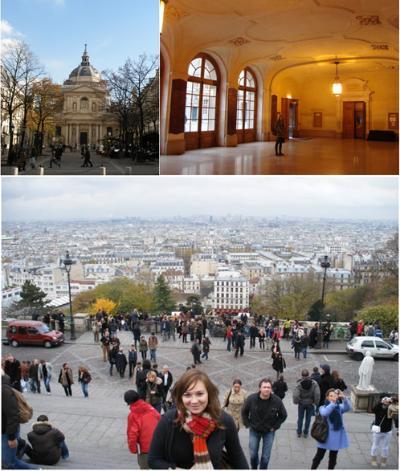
left=1, top=41, right=43, bottom=164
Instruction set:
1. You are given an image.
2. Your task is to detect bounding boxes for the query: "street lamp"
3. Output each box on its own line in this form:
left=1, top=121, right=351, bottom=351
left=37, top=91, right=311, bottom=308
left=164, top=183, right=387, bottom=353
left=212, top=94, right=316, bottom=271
left=62, top=251, right=76, bottom=340
left=320, top=255, right=331, bottom=306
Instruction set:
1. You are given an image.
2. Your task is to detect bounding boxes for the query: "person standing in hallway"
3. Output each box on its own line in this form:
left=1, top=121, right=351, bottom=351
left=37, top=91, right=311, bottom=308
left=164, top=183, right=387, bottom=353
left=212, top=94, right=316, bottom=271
left=274, top=113, right=285, bottom=156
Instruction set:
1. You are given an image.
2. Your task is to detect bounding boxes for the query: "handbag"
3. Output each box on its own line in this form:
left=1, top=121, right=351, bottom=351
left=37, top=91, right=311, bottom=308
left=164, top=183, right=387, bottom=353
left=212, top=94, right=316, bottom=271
left=371, top=415, right=385, bottom=433
left=13, top=389, right=33, bottom=424
left=311, top=413, right=329, bottom=443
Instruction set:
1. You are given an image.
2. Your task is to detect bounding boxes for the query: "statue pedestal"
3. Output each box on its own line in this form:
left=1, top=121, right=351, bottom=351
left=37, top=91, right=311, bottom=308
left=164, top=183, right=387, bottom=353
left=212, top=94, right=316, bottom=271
left=350, top=384, right=379, bottom=412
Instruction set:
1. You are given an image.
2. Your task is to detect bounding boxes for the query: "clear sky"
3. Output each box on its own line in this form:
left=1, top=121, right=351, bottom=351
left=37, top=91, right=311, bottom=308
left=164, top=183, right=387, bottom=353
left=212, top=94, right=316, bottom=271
left=1, top=0, right=159, bottom=83
left=2, top=177, right=398, bottom=222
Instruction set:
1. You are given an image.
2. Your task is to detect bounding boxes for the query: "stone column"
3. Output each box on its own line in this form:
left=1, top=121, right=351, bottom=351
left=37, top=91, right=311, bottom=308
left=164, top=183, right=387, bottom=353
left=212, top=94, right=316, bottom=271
left=226, top=87, right=238, bottom=147
left=88, top=125, right=91, bottom=146
left=167, top=78, right=187, bottom=155
left=76, top=123, right=80, bottom=147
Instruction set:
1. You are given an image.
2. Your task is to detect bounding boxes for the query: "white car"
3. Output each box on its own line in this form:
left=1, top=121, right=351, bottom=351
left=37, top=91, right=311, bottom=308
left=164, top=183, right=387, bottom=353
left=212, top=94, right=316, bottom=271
left=346, top=336, right=399, bottom=361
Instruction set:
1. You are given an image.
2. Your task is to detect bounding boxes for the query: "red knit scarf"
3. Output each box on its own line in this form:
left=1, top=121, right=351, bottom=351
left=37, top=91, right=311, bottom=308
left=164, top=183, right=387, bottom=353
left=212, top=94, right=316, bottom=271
left=184, top=412, right=217, bottom=469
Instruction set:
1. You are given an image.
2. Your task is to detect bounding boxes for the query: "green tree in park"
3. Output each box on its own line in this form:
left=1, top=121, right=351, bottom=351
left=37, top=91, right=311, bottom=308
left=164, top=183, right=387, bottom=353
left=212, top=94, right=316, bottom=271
left=17, top=280, right=48, bottom=309
left=153, top=275, right=175, bottom=314
left=356, top=305, right=398, bottom=335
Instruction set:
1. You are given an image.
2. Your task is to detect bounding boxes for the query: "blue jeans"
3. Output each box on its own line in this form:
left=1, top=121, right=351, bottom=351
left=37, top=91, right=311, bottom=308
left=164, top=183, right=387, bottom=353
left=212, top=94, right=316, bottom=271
left=60, top=440, right=69, bottom=459
left=43, top=376, right=51, bottom=393
left=81, top=382, right=89, bottom=397
left=297, top=404, right=314, bottom=435
left=227, top=338, right=232, bottom=351
left=2, top=431, right=39, bottom=469
left=249, top=429, right=275, bottom=469
left=150, top=349, right=156, bottom=362
left=301, top=347, right=307, bottom=359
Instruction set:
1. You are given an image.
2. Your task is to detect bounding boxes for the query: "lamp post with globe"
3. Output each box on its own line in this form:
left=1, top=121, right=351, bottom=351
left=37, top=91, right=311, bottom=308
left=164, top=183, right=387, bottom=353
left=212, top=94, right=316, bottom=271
left=62, top=251, right=76, bottom=340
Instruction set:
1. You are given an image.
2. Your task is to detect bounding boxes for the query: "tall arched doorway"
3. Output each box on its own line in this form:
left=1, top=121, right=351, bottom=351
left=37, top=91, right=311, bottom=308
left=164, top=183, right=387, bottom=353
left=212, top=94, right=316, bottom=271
left=185, top=54, right=220, bottom=150
left=236, top=68, right=257, bottom=143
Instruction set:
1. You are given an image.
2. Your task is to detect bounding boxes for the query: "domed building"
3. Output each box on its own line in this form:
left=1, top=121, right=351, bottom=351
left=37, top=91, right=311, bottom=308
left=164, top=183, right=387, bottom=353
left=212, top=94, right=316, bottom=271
left=55, top=45, right=119, bottom=148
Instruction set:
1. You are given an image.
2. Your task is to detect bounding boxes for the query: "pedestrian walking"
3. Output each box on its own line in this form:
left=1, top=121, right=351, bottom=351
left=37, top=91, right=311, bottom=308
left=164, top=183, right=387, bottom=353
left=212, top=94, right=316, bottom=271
left=272, top=352, right=286, bottom=379
left=292, top=333, right=302, bottom=359
left=145, top=371, right=164, bottom=413
left=100, top=331, right=111, bottom=362
left=201, top=336, right=211, bottom=360
left=29, top=359, right=41, bottom=394
left=133, top=323, right=141, bottom=348
left=223, top=379, right=247, bottom=431
left=77, top=366, right=91, bottom=398
left=274, top=112, right=286, bottom=156
left=116, top=348, right=128, bottom=378
left=139, top=336, right=148, bottom=360
left=249, top=323, right=258, bottom=349
left=311, top=366, right=321, bottom=384
left=108, top=344, right=119, bottom=376
left=92, top=320, right=100, bottom=343
left=322, top=322, right=333, bottom=349
left=148, top=332, right=158, bottom=363
left=158, top=365, right=173, bottom=408
left=38, top=360, right=52, bottom=395
left=58, top=363, right=73, bottom=397
left=191, top=340, right=202, bottom=365
left=293, top=369, right=320, bottom=438
left=136, top=359, right=152, bottom=400
left=370, top=396, right=395, bottom=467
left=311, top=389, right=351, bottom=469
left=242, top=377, right=287, bottom=469
left=234, top=330, right=245, bottom=358
left=124, top=390, right=160, bottom=470
left=128, top=345, right=138, bottom=378
left=148, top=369, right=249, bottom=469
left=226, top=325, right=233, bottom=351
left=259, top=329, right=266, bottom=350
left=318, top=364, right=335, bottom=406
left=4, top=354, right=22, bottom=392
left=272, top=374, right=288, bottom=400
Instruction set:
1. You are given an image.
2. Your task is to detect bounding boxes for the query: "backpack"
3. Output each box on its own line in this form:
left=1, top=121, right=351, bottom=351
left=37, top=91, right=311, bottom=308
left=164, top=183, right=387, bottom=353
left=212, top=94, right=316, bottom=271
left=13, top=388, right=33, bottom=424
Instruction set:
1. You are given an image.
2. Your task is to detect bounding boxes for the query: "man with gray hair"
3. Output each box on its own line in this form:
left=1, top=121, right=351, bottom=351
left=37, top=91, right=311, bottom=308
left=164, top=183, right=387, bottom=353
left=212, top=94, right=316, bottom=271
left=293, top=369, right=320, bottom=438
left=158, top=365, right=173, bottom=410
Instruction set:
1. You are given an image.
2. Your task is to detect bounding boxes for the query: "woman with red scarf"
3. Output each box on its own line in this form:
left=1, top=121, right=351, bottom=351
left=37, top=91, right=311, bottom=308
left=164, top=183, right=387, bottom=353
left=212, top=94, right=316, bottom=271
left=148, top=369, right=249, bottom=469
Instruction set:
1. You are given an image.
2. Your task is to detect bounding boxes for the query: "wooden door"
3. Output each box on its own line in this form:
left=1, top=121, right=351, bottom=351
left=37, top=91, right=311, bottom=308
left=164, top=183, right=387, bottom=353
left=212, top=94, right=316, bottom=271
left=281, top=98, right=290, bottom=139
left=354, top=102, right=366, bottom=139
left=342, top=102, right=355, bottom=138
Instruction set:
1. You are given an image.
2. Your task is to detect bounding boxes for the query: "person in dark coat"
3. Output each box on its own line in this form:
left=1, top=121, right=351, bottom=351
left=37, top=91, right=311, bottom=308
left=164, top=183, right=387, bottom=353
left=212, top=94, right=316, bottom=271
left=128, top=345, right=138, bottom=378
left=22, top=415, right=69, bottom=465
left=318, top=364, right=335, bottom=406
left=108, top=344, right=119, bottom=376
left=234, top=331, right=245, bottom=358
left=148, top=369, right=249, bottom=469
left=136, top=359, right=152, bottom=400
left=272, top=374, right=288, bottom=399
left=81, top=147, right=93, bottom=167
left=191, top=340, right=202, bottom=365
left=4, top=355, right=21, bottom=392
left=158, top=365, right=173, bottom=405
left=274, top=113, right=286, bottom=156
left=309, top=323, right=319, bottom=348
left=29, top=359, right=41, bottom=393
left=201, top=336, right=211, bottom=360
left=292, top=333, right=302, bottom=359
left=115, top=348, right=128, bottom=378
left=249, top=323, right=259, bottom=349
left=272, top=353, right=286, bottom=379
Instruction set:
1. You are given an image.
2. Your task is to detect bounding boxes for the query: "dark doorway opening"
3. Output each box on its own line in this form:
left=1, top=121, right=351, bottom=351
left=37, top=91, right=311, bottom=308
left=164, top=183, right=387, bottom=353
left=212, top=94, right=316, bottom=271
left=80, top=132, right=88, bottom=145
left=342, top=101, right=366, bottom=139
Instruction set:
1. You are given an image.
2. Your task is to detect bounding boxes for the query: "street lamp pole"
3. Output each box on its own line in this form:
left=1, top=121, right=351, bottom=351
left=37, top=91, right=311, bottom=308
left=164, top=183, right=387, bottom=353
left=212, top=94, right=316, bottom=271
left=320, top=255, right=331, bottom=306
left=62, top=251, right=76, bottom=340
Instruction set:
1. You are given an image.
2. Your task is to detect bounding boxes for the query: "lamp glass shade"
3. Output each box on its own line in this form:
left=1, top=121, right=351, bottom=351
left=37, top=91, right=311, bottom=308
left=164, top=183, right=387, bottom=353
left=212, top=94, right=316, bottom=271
left=160, top=0, right=166, bottom=34
left=332, top=81, right=342, bottom=96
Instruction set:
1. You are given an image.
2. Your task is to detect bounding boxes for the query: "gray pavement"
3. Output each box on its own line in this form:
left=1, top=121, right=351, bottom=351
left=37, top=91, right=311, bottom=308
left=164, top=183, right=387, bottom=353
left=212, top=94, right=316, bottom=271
left=4, top=332, right=399, bottom=469
left=1, top=150, right=158, bottom=175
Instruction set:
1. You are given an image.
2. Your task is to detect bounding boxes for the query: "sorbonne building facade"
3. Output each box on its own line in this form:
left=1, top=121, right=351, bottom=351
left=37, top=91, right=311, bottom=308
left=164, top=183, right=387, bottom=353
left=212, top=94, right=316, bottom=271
left=55, top=45, right=119, bottom=149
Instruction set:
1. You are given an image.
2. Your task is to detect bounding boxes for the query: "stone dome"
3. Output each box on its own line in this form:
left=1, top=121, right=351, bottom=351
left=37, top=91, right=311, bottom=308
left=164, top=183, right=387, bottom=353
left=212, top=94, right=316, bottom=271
left=64, top=45, right=101, bottom=84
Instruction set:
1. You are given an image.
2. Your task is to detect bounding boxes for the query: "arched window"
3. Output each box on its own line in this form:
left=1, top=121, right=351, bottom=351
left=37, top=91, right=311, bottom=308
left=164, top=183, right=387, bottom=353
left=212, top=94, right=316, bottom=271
left=236, top=68, right=257, bottom=143
left=80, top=97, right=89, bottom=111
left=185, top=54, right=219, bottom=149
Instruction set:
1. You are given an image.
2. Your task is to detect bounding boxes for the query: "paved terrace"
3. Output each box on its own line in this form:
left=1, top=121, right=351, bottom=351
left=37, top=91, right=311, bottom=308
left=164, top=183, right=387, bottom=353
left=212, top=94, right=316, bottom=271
left=8, top=332, right=398, bottom=470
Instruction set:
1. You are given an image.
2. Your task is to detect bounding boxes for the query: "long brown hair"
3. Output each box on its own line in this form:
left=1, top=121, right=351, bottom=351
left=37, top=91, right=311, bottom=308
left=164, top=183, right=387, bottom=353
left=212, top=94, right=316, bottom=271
left=172, top=369, right=223, bottom=426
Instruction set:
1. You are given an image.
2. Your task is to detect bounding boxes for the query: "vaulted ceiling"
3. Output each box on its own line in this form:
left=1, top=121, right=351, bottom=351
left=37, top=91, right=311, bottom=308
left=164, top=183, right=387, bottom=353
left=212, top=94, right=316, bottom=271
left=163, top=0, right=399, bottom=79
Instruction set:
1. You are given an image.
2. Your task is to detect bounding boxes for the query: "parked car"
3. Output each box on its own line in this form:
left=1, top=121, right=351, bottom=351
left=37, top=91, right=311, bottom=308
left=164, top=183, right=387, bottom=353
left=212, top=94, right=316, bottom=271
left=6, top=320, right=64, bottom=348
left=346, top=336, right=399, bottom=361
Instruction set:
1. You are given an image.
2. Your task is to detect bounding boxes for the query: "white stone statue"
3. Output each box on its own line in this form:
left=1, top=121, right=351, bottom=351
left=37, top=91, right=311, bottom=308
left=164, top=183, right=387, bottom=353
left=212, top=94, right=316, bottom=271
left=357, top=350, right=375, bottom=390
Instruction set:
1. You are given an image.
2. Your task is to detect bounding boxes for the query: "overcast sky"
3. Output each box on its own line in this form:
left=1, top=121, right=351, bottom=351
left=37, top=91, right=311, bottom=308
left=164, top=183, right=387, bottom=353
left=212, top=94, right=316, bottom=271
left=2, top=177, right=398, bottom=222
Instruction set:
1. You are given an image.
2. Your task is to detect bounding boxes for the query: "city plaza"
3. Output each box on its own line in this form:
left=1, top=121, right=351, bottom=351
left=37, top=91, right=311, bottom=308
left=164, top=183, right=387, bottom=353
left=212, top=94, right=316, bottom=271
left=3, top=329, right=398, bottom=469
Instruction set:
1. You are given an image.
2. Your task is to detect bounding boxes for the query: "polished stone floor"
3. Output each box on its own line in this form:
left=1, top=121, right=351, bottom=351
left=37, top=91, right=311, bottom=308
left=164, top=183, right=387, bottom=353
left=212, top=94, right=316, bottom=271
left=160, top=138, right=399, bottom=175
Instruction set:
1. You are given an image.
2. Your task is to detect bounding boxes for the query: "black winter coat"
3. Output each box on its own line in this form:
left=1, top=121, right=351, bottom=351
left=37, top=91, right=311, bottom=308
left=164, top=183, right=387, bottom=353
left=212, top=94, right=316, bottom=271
left=242, top=393, right=287, bottom=433
left=27, top=421, right=65, bottom=465
left=148, top=409, right=249, bottom=469
left=318, top=373, right=335, bottom=405
left=2, top=377, right=19, bottom=440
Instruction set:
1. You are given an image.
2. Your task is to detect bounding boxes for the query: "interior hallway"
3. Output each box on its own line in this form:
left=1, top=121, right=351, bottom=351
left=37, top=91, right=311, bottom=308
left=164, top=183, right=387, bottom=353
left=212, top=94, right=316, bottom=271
left=160, top=138, right=398, bottom=175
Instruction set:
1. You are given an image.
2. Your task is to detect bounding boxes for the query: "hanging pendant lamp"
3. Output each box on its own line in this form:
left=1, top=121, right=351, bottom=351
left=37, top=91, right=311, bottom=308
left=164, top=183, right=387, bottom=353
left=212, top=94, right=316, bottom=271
left=332, top=61, right=342, bottom=96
